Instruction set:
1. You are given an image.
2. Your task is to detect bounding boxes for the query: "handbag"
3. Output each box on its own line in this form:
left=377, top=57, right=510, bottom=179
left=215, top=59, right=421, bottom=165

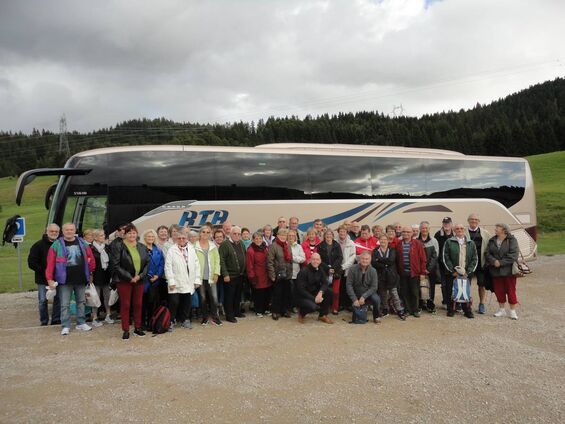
left=351, top=306, right=368, bottom=324
left=419, top=275, right=430, bottom=301
left=85, top=282, right=101, bottom=308
left=108, top=288, right=119, bottom=306
left=452, top=277, right=471, bottom=303
left=512, top=253, right=532, bottom=277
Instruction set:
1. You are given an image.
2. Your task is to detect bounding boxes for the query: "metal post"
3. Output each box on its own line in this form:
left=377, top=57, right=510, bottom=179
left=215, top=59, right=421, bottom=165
left=17, top=242, right=23, bottom=291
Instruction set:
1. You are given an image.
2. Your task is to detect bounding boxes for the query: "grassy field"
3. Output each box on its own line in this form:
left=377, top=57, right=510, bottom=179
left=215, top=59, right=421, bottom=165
left=0, top=151, right=563, bottom=292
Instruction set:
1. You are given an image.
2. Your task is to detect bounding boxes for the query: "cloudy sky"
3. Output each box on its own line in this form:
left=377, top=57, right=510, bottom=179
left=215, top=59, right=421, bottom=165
left=1, top=0, right=564, bottom=133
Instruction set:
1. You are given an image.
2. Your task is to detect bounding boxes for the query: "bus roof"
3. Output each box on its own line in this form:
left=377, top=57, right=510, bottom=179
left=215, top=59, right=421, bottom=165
left=71, top=144, right=527, bottom=163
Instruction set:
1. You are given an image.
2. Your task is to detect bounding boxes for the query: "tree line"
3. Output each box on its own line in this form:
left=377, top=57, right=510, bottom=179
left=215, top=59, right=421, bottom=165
left=1, top=77, right=564, bottom=178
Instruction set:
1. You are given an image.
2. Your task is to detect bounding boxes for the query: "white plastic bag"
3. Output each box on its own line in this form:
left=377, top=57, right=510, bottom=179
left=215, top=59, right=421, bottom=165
left=46, top=282, right=58, bottom=302
left=108, top=289, right=119, bottom=306
left=85, top=282, right=101, bottom=307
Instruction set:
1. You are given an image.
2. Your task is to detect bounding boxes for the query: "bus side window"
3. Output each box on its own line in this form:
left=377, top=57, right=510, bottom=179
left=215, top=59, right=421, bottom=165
left=62, top=196, right=79, bottom=227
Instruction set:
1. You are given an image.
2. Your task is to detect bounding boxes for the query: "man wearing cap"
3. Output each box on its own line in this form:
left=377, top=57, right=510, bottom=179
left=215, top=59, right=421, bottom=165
left=434, top=217, right=454, bottom=307
left=465, top=213, right=491, bottom=314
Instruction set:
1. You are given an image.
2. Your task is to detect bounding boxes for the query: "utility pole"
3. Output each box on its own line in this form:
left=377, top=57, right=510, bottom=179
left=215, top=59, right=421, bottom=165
left=59, top=114, right=70, bottom=157
left=391, top=104, right=405, bottom=117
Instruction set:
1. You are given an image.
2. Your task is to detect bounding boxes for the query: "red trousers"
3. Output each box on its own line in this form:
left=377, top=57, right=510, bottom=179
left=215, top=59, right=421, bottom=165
left=117, top=281, right=144, bottom=331
left=493, top=276, right=518, bottom=305
left=332, top=278, right=341, bottom=312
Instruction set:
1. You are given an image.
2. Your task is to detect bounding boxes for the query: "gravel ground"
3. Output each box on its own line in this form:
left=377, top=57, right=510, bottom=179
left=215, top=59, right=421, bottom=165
left=1, top=255, right=564, bottom=424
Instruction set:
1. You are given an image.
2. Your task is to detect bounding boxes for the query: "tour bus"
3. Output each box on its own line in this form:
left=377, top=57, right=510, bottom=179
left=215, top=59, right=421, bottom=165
left=16, top=143, right=538, bottom=260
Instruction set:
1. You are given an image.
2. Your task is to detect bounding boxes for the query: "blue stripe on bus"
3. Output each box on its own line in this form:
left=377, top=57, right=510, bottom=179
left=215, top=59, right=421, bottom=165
left=298, top=203, right=373, bottom=231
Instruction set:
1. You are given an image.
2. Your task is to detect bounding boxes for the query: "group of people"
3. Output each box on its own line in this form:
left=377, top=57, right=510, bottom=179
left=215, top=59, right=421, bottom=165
left=27, top=213, right=522, bottom=340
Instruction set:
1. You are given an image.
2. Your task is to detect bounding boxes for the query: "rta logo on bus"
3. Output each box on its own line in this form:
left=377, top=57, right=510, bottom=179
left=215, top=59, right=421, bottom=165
left=178, top=210, right=229, bottom=227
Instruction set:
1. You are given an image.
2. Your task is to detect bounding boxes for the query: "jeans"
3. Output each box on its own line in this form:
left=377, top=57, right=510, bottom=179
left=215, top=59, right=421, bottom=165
left=364, top=293, right=382, bottom=319
left=399, top=273, right=420, bottom=314
left=37, top=284, right=61, bottom=325
left=59, top=284, right=86, bottom=328
left=295, top=288, right=333, bottom=317
left=199, top=280, right=219, bottom=319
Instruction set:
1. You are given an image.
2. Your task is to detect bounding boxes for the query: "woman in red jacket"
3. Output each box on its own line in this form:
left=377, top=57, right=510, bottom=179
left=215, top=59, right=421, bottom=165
left=246, top=232, right=271, bottom=317
left=301, top=228, right=321, bottom=266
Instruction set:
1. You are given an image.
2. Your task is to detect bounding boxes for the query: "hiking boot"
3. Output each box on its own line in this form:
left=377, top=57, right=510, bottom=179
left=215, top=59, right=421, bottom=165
left=494, top=309, right=507, bottom=317
left=318, top=315, right=333, bottom=324
left=122, top=331, right=130, bottom=340
left=76, top=323, right=92, bottom=332
left=509, top=309, right=518, bottom=320
left=61, top=327, right=70, bottom=336
left=478, top=303, right=486, bottom=314
left=133, top=328, right=146, bottom=337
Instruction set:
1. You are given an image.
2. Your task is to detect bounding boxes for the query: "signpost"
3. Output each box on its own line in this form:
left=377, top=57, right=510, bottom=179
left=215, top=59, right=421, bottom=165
left=11, top=217, right=25, bottom=291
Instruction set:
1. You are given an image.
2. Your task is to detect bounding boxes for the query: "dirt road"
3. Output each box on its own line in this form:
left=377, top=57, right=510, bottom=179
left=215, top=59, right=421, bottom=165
left=1, top=255, right=564, bottom=423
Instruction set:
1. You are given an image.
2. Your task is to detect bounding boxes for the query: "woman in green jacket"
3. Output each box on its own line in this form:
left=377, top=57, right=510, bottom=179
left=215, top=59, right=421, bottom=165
left=194, top=225, right=222, bottom=326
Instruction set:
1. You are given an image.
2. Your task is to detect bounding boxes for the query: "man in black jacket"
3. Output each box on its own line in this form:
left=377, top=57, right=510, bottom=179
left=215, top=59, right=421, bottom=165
left=434, top=217, right=454, bottom=306
left=27, top=224, right=61, bottom=325
left=294, top=253, right=333, bottom=324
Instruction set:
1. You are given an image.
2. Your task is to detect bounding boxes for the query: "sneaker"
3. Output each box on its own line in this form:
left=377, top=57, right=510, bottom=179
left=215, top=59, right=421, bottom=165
left=412, top=311, right=421, bottom=318
left=447, top=310, right=455, bottom=317
left=41, top=322, right=48, bottom=326
left=236, top=313, right=246, bottom=318
left=265, top=310, right=272, bottom=316
left=509, top=310, right=518, bottom=320
left=201, top=318, right=209, bottom=326
left=226, top=317, right=238, bottom=323
left=76, top=323, right=92, bottom=331
left=181, top=320, right=193, bottom=329
left=478, top=303, right=486, bottom=314
left=122, top=331, right=130, bottom=340
left=104, top=315, right=114, bottom=324
left=168, top=325, right=175, bottom=332
left=464, top=311, right=475, bottom=319
left=61, top=327, right=70, bottom=336
left=494, top=309, right=507, bottom=318
left=255, top=312, right=264, bottom=318
left=373, top=317, right=382, bottom=324
left=92, top=319, right=103, bottom=328
left=133, top=328, right=146, bottom=337
left=211, top=317, right=223, bottom=326
left=50, top=320, right=61, bottom=325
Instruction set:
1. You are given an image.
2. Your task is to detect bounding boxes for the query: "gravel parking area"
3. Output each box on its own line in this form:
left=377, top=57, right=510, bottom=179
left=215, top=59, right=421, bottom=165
left=1, top=255, right=564, bottom=423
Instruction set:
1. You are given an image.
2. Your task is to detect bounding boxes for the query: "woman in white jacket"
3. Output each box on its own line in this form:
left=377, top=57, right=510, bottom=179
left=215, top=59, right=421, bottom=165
left=165, top=228, right=201, bottom=330
left=288, top=230, right=306, bottom=311
left=337, top=225, right=356, bottom=311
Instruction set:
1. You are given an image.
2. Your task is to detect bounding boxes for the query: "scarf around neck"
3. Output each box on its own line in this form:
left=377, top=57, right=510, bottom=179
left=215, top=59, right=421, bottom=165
left=93, top=241, right=109, bottom=270
left=275, top=237, right=291, bottom=262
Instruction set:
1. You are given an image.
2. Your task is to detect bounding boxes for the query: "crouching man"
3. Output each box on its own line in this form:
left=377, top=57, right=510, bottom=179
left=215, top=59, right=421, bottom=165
left=346, top=251, right=382, bottom=324
left=294, top=253, right=333, bottom=324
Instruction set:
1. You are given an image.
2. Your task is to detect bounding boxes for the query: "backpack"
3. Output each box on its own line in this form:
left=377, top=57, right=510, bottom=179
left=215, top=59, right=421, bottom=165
left=351, top=306, right=368, bottom=324
left=2, top=215, right=20, bottom=247
left=151, top=305, right=171, bottom=334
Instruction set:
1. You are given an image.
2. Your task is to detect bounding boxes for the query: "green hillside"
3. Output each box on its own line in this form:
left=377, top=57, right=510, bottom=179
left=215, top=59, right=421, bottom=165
left=0, top=150, right=563, bottom=292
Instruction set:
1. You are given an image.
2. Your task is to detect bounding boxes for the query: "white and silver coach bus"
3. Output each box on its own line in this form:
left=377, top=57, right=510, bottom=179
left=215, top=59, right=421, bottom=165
left=16, top=143, right=537, bottom=259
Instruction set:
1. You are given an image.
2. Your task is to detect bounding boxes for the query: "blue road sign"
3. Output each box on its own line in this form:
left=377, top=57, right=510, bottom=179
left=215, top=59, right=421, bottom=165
left=15, top=217, right=25, bottom=237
